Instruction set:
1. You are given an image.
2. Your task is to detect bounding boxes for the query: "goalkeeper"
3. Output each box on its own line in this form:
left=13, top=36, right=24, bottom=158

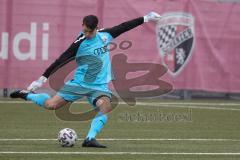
left=10, top=12, right=161, bottom=148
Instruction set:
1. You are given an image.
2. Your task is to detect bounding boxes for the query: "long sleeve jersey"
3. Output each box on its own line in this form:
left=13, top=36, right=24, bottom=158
left=42, top=17, right=144, bottom=85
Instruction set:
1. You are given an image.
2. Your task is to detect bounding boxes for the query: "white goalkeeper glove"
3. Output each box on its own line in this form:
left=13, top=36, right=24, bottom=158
left=144, top=12, right=161, bottom=22
left=27, top=76, right=47, bottom=91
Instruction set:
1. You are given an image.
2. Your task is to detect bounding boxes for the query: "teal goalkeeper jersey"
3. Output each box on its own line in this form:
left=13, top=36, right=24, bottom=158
left=42, top=17, right=144, bottom=87
left=74, top=31, right=113, bottom=85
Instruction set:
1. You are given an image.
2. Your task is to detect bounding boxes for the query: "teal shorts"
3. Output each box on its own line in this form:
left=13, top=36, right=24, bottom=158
left=57, top=80, right=112, bottom=107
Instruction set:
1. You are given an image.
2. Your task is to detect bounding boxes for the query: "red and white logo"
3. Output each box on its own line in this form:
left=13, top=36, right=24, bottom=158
left=156, top=12, right=195, bottom=76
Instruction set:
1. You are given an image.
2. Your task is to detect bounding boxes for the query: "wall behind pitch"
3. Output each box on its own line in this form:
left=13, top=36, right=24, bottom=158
left=0, top=0, right=240, bottom=93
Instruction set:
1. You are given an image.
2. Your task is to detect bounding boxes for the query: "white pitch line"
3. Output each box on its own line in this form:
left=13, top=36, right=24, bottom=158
left=0, top=101, right=240, bottom=106
left=0, top=101, right=240, bottom=111
left=142, top=104, right=240, bottom=111
left=1, top=151, right=240, bottom=155
left=0, top=138, right=240, bottom=142
left=137, top=102, right=240, bottom=106
left=0, top=101, right=32, bottom=104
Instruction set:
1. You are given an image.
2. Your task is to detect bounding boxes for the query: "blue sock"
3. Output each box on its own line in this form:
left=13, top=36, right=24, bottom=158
left=26, top=93, right=50, bottom=108
left=86, top=112, right=108, bottom=140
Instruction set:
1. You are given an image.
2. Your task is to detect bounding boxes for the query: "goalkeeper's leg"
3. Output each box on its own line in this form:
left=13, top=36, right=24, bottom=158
left=82, top=96, right=112, bottom=148
left=10, top=90, right=68, bottom=110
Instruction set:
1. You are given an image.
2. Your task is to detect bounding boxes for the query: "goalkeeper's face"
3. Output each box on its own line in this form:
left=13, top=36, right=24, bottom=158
left=82, top=24, right=97, bottom=39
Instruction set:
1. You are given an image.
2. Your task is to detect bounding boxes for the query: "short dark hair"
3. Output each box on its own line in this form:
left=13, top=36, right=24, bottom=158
left=82, top=15, right=98, bottom=30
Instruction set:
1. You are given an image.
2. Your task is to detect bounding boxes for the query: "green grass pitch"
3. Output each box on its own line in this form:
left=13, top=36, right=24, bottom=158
left=0, top=99, right=240, bottom=160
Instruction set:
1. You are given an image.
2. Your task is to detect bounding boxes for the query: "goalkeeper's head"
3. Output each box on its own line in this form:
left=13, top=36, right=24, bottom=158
left=82, top=15, right=98, bottom=39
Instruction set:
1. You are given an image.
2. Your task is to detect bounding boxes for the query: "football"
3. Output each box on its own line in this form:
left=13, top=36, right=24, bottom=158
left=57, top=128, right=78, bottom=147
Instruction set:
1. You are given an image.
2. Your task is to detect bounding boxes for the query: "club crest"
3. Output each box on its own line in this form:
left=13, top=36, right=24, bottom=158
left=156, top=12, right=195, bottom=76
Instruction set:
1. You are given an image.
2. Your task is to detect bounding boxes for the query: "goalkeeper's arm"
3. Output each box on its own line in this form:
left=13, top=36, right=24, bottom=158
left=100, top=12, right=161, bottom=39
left=100, top=17, right=144, bottom=39
left=27, top=33, right=84, bottom=91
